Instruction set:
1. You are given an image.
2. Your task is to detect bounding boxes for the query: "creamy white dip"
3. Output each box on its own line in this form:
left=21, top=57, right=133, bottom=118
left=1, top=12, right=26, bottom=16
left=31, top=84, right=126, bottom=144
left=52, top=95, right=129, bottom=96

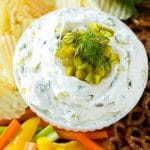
left=13, top=8, right=148, bottom=131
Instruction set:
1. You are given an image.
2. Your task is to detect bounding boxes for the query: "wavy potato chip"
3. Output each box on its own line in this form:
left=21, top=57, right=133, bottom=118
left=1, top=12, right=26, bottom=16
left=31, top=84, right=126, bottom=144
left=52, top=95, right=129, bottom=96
left=6, top=0, right=22, bottom=12
left=11, top=17, right=34, bottom=39
left=5, top=0, right=34, bottom=38
left=82, top=0, right=99, bottom=9
left=0, top=61, right=8, bottom=87
left=0, top=84, right=27, bottom=120
left=0, top=2, right=10, bottom=35
left=95, top=0, right=133, bottom=20
left=0, top=35, right=17, bottom=89
left=22, top=17, right=35, bottom=31
left=6, top=0, right=33, bottom=21
left=23, top=0, right=55, bottom=18
left=55, top=0, right=81, bottom=8
left=55, top=0, right=98, bottom=9
left=6, top=0, right=34, bottom=22
left=0, top=69, right=11, bottom=89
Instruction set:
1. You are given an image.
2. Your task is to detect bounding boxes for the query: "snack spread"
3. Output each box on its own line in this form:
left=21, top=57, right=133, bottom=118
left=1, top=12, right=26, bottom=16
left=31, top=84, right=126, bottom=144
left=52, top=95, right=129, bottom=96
left=14, top=8, right=148, bottom=131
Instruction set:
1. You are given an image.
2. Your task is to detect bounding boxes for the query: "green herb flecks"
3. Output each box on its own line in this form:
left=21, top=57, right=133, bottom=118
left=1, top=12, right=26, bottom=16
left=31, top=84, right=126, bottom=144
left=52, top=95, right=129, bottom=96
left=20, top=43, right=27, bottom=51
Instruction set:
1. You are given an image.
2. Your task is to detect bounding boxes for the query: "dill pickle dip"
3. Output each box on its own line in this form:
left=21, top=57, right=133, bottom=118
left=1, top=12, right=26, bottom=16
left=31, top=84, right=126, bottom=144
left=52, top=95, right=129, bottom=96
left=13, top=8, right=148, bottom=131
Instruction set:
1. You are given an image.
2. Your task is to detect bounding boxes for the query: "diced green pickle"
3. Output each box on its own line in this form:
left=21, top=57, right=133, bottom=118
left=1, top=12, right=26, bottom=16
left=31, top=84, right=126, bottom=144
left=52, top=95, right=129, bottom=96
left=63, top=32, right=75, bottom=44
left=73, top=56, right=82, bottom=66
left=76, top=30, right=86, bottom=36
left=105, top=64, right=111, bottom=71
left=110, top=53, right=120, bottom=64
left=75, top=69, right=86, bottom=80
left=65, top=46, right=75, bottom=56
left=94, top=74, right=102, bottom=84
left=102, top=27, right=114, bottom=37
left=95, top=66, right=106, bottom=77
left=104, top=65, right=111, bottom=77
left=55, top=49, right=69, bottom=59
left=61, top=58, right=74, bottom=67
left=55, top=50, right=62, bottom=59
left=77, top=62, right=88, bottom=69
left=104, top=46, right=112, bottom=58
left=65, top=67, right=75, bottom=76
left=86, top=64, right=93, bottom=73
left=101, top=31, right=112, bottom=37
left=85, top=72, right=94, bottom=84
left=88, top=22, right=102, bottom=33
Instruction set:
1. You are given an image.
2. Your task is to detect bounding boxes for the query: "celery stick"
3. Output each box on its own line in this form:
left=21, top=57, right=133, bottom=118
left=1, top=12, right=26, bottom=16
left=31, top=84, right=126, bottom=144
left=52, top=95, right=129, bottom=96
left=46, top=132, right=59, bottom=142
left=33, top=125, right=58, bottom=141
left=0, top=126, right=6, bottom=134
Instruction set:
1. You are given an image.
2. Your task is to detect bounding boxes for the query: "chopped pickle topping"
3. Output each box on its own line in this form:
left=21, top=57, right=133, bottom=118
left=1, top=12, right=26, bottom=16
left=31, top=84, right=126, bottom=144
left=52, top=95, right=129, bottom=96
left=55, top=22, right=120, bottom=84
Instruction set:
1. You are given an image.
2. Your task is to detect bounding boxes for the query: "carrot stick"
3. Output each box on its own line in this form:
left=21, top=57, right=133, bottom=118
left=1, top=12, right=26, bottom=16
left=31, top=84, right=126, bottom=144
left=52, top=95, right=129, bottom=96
left=85, top=130, right=108, bottom=139
left=76, top=133, right=104, bottom=150
left=0, top=119, right=21, bottom=149
left=54, top=127, right=108, bottom=140
left=24, top=142, right=37, bottom=150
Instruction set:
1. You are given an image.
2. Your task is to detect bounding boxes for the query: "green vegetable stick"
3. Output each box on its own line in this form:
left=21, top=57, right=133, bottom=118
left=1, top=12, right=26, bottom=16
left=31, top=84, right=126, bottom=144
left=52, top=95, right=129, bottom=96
left=46, top=132, right=59, bottom=142
left=33, top=125, right=59, bottom=141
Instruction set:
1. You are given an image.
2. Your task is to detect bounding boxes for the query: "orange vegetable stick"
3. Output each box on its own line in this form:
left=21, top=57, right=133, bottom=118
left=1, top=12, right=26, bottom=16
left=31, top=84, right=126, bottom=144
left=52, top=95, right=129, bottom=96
left=76, top=133, right=104, bottom=150
left=54, top=127, right=108, bottom=140
left=85, top=130, right=108, bottom=139
left=0, top=119, right=21, bottom=150
left=24, top=142, right=37, bottom=150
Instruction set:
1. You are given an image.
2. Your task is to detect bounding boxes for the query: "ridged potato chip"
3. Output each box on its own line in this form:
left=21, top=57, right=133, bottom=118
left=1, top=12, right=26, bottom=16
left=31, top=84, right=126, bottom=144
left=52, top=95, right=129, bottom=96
left=6, top=0, right=22, bottom=12
left=0, top=0, right=55, bottom=120
left=0, top=84, right=27, bottom=120
left=5, top=0, right=34, bottom=38
left=0, top=35, right=17, bottom=89
left=55, top=0, right=81, bottom=8
left=6, top=0, right=33, bottom=19
left=23, top=0, right=55, bottom=18
left=95, top=0, right=133, bottom=20
left=0, top=62, right=8, bottom=86
left=0, top=2, right=10, bottom=35
left=82, top=0, right=99, bottom=9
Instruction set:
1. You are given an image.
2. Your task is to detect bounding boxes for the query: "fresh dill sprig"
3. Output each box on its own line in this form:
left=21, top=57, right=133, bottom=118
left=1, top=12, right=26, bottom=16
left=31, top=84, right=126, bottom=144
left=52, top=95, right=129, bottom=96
left=76, top=31, right=109, bottom=66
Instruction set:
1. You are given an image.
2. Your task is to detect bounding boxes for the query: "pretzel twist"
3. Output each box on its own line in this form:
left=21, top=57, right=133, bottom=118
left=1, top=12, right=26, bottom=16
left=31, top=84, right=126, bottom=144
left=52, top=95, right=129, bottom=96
left=126, top=107, right=145, bottom=126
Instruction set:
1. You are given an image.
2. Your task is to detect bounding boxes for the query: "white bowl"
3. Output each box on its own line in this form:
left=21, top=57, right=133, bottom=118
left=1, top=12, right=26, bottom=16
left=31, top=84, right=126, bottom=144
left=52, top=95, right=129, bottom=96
left=13, top=8, right=148, bottom=131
